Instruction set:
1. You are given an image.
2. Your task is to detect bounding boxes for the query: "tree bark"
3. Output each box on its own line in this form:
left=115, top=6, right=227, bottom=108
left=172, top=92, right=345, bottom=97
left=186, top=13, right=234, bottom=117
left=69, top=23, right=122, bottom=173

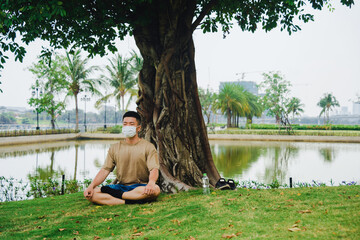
left=133, top=0, right=220, bottom=192
left=226, top=108, right=232, bottom=128
left=50, top=102, right=56, bottom=130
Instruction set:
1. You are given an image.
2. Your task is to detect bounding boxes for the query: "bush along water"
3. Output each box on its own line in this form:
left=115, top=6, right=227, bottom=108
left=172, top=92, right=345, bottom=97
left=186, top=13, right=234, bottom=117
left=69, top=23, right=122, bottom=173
left=0, top=176, right=357, bottom=202
left=0, top=176, right=112, bottom=202
left=96, top=125, right=122, bottom=133
left=0, top=129, right=80, bottom=137
left=236, top=179, right=357, bottom=190
left=249, top=124, right=360, bottom=131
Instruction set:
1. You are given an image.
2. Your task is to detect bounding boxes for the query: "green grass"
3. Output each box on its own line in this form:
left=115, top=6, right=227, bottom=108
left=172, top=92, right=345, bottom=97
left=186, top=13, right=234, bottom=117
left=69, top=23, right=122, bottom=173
left=215, top=128, right=360, bottom=137
left=1, top=186, right=359, bottom=239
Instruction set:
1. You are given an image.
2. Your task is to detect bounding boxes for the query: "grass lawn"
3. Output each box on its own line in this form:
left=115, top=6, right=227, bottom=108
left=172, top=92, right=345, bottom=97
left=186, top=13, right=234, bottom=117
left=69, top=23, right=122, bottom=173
left=1, top=186, right=359, bottom=239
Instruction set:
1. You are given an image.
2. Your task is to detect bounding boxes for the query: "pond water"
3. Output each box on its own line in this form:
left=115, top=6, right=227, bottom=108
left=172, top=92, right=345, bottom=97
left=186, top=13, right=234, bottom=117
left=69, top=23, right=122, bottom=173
left=0, top=140, right=359, bottom=186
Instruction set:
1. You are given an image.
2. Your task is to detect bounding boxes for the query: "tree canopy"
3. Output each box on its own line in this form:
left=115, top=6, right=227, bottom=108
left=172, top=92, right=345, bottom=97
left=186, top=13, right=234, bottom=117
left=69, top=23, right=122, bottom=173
left=0, top=0, right=354, bottom=69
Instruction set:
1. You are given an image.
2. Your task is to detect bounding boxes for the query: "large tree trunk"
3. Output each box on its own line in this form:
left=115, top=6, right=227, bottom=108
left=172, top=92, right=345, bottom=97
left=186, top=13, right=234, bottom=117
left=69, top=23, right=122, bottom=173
left=133, top=1, right=220, bottom=193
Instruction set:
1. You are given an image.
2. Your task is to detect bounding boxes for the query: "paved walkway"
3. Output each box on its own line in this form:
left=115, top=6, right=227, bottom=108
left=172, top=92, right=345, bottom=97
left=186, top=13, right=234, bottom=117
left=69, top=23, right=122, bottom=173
left=0, top=133, right=359, bottom=146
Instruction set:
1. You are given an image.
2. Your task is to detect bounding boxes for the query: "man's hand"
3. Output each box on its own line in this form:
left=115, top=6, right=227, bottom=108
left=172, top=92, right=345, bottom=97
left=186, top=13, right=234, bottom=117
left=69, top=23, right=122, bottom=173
left=143, top=181, right=156, bottom=195
left=83, top=169, right=110, bottom=200
left=84, top=186, right=94, bottom=199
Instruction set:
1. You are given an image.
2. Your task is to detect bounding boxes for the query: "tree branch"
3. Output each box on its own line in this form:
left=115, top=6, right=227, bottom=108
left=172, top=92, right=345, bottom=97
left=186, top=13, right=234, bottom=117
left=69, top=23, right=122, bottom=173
left=191, top=0, right=219, bottom=32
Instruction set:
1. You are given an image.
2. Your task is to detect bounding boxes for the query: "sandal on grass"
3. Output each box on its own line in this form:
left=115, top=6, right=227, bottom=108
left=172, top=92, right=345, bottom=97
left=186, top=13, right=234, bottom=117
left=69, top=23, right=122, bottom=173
left=215, top=178, right=231, bottom=190
left=227, top=179, right=236, bottom=190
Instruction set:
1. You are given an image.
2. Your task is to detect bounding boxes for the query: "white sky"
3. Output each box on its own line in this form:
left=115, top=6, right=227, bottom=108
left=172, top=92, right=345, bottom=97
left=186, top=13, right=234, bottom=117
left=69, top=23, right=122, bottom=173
left=0, top=2, right=359, bottom=117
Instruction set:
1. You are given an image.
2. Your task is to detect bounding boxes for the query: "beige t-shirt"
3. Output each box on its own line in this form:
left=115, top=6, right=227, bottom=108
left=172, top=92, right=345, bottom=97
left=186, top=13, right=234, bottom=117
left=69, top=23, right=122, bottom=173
left=102, top=139, right=159, bottom=185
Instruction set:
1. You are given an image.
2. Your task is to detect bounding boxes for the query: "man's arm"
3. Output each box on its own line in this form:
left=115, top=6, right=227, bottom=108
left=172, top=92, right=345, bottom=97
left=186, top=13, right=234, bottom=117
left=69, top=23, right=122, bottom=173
left=144, top=168, right=159, bottom=195
left=83, top=168, right=111, bottom=199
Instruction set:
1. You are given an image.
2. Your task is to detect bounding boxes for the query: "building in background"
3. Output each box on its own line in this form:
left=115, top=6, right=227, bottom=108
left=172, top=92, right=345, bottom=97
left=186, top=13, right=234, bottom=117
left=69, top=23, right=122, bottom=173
left=340, top=106, right=349, bottom=115
left=353, top=101, right=360, bottom=115
left=219, top=81, right=259, bottom=96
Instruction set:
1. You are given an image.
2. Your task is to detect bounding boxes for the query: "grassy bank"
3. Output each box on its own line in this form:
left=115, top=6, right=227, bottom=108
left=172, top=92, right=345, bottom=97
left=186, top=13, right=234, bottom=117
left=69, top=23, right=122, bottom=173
left=1, top=186, right=359, bottom=239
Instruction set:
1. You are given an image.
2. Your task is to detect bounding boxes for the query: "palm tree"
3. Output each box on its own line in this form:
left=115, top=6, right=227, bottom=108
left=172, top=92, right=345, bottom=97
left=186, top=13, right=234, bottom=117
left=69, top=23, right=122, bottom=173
left=286, top=97, right=304, bottom=122
left=244, top=91, right=263, bottom=126
left=214, top=83, right=249, bottom=128
left=96, top=53, right=138, bottom=120
left=131, top=50, right=143, bottom=73
left=63, top=49, right=102, bottom=130
left=317, top=93, right=340, bottom=124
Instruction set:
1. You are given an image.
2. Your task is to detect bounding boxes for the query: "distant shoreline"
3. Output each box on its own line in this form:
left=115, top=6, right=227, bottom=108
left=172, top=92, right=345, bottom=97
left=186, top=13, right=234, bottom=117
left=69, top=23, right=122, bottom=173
left=1, top=133, right=360, bottom=147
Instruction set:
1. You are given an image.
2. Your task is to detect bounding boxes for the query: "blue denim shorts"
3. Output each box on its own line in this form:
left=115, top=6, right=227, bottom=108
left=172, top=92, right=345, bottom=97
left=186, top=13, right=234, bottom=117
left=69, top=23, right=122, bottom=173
left=106, top=183, right=147, bottom=192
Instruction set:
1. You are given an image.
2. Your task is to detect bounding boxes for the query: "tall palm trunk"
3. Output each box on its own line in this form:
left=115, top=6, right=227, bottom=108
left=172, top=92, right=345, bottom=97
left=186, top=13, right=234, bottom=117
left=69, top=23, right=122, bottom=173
left=121, top=94, right=125, bottom=112
left=226, top=108, right=232, bottom=127
left=74, top=94, right=79, bottom=131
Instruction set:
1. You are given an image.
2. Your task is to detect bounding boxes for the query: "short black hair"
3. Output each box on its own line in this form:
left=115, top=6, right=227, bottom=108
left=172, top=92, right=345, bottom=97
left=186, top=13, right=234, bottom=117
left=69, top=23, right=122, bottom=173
left=122, top=111, right=141, bottom=125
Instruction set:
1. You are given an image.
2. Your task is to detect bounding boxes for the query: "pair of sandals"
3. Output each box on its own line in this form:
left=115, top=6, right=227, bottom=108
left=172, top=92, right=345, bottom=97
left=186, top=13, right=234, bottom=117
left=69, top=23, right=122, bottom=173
left=215, top=178, right=236, bottom=190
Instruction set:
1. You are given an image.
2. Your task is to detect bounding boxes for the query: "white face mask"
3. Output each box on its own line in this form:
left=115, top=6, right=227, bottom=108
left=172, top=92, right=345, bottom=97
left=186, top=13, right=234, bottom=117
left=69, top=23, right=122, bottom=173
left=122, top=126, right=137, bottom=138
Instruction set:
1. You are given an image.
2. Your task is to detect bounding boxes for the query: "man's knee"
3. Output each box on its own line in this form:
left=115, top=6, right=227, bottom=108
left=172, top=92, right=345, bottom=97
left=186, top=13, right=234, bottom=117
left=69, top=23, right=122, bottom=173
left=154, top=184, right=161, bottom=197
left=86, top=188, right=101, bottom=203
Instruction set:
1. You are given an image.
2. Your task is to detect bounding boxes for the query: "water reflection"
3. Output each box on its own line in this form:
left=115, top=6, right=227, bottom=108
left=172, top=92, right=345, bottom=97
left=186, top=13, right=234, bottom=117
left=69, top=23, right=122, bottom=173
left=28, top=147, right=66, bottom=181
left=262, top=144, right=299, bottom=184
left=211, top=141, right=300, bottom=183
left=1, top=140, right=359, bottom=185
left=0, top=140, right=118, bottom=182
left=319, top=147, right=336, bottom=162
left=211, top=141, right=263, bottom=177
left=0, top=143, right=71, bottom=159
left=210, top=140, right=360, bottom=185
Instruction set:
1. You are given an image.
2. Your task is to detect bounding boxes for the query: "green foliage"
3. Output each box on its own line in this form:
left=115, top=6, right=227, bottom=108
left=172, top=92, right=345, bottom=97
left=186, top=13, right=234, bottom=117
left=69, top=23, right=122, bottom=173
left=0, top=176, right=105, bottom=202
left=250, top=124, right=360, bottom=131
left=214, top=128, right=360, bottom=136
left=259, top=72, right=292, bottom=121
left=21, top=117, right=30, bottom=124
left=64, top=49, right=102, bottom=97
left=198, top=87, right=216, bottom=124
left=0, top=1, right=354, bottom=70
left=269, top=179, right=281, bottom=189
left=96, top=53, right=138, bottom=112
left=95, top=125, right=122, bottom=133
left=214, top=83, right=249, bottom=127
left=110, top=125, right=122, bottom=134
left=0, top=128, right=79, bottom=138
left=0, top=176, right=28, bottom=202
left=0, top=112, right=16, bottom=124
left=317, top=93, right=340, bottom=124
left=28, top=52, right=68, bottom=129
left=287, top=97, right=304, bottom=119
left=27, top=176, right=62, bottom=198
left=62, top=49, right=103, bottom=130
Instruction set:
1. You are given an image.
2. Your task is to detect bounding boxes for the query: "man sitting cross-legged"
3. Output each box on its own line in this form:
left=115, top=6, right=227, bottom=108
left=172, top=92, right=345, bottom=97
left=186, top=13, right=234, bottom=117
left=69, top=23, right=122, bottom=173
left=83, top=111, right=161, bottom=205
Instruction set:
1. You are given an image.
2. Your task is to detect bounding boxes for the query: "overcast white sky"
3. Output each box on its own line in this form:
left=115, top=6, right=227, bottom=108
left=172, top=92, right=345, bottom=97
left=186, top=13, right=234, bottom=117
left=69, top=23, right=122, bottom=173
left=0, top=2, right=359, bottom=117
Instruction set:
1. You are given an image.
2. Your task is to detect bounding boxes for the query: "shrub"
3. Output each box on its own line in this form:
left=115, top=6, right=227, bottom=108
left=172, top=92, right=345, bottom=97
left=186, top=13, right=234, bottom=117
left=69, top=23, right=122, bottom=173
left=249, top=124, right=360, bottom=131
left=110, top=125, right=122, bottom=134
left=0, top=129, right=79, bottom=137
